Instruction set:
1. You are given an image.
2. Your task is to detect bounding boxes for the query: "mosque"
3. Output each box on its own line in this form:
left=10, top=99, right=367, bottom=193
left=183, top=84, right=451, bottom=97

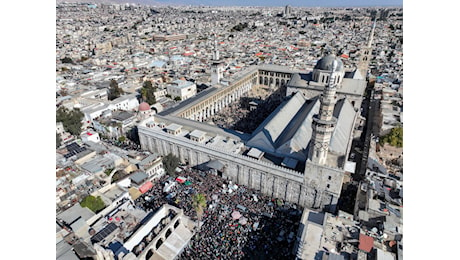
left=136, top=50, right=367, bottom=213
left=132, top=15, right=379, bottom=213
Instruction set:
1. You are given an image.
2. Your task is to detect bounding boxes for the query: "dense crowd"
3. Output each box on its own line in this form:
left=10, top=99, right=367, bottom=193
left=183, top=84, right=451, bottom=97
left=133, top=166, right=302, bottom=260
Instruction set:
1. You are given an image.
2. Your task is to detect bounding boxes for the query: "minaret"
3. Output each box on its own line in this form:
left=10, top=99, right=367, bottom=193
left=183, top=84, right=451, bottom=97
left=211, top=38, right=224, bottom=86
left=213, top=39, right=220, bottom=60
left=309, top=60, right=339, bottom=165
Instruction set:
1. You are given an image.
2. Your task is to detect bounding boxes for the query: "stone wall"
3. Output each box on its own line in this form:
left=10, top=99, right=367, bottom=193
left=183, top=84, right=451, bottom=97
left=139, top=125, right=344, bottom=212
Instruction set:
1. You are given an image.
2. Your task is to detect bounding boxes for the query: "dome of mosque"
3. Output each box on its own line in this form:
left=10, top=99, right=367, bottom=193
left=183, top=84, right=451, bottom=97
left=139, top=102, right=150, bottom=112
left=314, top=54, right=344, bottom=72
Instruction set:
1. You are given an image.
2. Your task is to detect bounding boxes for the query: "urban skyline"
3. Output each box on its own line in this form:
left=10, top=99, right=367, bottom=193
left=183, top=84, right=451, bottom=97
left=59, top=0, right=404, bottom=8
left=156, top=0, right=404, bottom=7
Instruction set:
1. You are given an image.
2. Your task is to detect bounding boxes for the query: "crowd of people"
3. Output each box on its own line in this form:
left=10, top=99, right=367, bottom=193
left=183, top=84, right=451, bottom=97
left=133, top=166, right=303, bottom=259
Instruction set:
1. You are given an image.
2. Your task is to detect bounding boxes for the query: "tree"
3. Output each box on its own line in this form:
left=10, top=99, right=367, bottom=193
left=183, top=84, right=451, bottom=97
left=104, top=168, right=114, bottom=176
left=108, top=79, right=124, bottom=100
left=80, top=195, right=106, bottom=213
left=127, top=126, right=140, bottom=145
left=192, top=193, right=207, bottom=226
left=141, top=80, right=156, bottom=105
left=118, top=136, right=126, bottom=143
left=56, top=107, right=84, bottom=136
left=162, top=153, right=180, bottom=176
left=60, top=57, right=74, bottom=64
left=379, top=127, right=403, bottom=148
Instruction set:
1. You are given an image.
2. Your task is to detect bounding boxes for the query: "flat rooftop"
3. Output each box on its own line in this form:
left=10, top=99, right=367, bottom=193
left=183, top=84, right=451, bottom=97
left=170, top=80, right=195, bottom=89
left=157, top=87, right=218, bottom=116
left=139, top=116, right=245, bottom=155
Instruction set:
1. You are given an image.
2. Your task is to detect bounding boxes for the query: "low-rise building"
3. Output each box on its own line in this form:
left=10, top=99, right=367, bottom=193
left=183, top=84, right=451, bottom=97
left=166, top=79, right=196, bottom=101
left=92, top=110, right=137, bottom=139
left=80, top=129, right=101, bottom=144
left=138, top=153, right=165, bottom=180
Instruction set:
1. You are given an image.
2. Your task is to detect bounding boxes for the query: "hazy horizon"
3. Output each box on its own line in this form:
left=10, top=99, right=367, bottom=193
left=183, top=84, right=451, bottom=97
left=61, top=0, right=403, bottom=8
left=143, top=0, right=403, bottom=7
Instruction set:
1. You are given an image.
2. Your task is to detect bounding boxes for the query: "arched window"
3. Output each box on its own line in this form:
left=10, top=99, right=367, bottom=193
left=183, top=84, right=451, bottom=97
left=156, top=238, right=163, bottom=250
left=146, top=249, right=155, bottom=259
left=165, top=228, right=172, bottom=238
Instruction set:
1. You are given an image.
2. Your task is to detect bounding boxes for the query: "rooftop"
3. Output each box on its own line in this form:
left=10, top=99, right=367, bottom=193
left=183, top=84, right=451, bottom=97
left=57, top=203, right=95, bottom=225
left=165, top=123, right=183, bottom=132
left=130, top=171, right=149, bottom=185
left=112, top=110, right=136, bottom=121
left=189, top=129, right=206, bottom=139
left=170, top=79, right=195, bottom=89
left=358, top=233, right=374, bottom=253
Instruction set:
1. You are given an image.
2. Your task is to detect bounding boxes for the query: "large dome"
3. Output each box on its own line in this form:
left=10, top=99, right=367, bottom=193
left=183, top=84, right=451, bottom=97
left=314, top=54, right=344, bottom=72
left=139, top=102, right=150, bottom=112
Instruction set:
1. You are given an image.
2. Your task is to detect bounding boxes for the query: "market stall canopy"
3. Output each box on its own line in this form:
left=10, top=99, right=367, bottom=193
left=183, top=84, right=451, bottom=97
left=139, top=181, right=153, bottom=194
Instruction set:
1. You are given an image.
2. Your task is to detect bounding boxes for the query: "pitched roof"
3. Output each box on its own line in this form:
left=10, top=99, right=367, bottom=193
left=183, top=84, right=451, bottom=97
left=247, top=92, right=307, bottom=155
left=329, top=98, right=356, bottom=156
left=247, top=93, right=356, bottom=162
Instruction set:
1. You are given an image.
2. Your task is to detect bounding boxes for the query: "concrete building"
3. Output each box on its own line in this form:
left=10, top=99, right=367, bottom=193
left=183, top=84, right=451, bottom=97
left=138, top=153, right=165, bottom=179
left=166, top=79, right=197, bottom=101
left=153, top=34, right=187, bottom=41
left=81, top=129, right=101, bottom=144
left=87, top=201, right=196, bottom=260
left=92, top=110, right=137, bottom=139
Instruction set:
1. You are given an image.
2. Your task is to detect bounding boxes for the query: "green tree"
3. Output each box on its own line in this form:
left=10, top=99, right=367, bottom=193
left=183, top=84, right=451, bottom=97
left=80, top=195, right=106, bottom=213
left=379, top=127, right=403, bottom=148
left=192, top=193, right=207, bottom=226
left=174, top=96, right=182, bottom=101
left=162, top=153, right=180, bottom=176
left=60, top=57, right=74, bottom=64
left=141, top=80, right=156, bottom=105
left=104, top=168, right=114, bottom=176
left=108, top=79, right=124, bottom=100
left=56, top=133, right=62, bottom=149
left=56, top=107, right=84, bottom=136
left=118, top=136, right=126, bottom=143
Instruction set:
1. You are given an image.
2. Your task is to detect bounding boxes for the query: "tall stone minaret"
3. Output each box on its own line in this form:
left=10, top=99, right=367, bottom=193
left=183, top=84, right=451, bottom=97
left=309, top=60, right=340, bottom=165
left=211, top=38, right=224, bottom=86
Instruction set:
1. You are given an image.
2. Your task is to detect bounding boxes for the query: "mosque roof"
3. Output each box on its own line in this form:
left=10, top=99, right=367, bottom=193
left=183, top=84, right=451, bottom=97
left=314, top=54, right=344, bottom=72
left=246, top=92, right=356, bottom=164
